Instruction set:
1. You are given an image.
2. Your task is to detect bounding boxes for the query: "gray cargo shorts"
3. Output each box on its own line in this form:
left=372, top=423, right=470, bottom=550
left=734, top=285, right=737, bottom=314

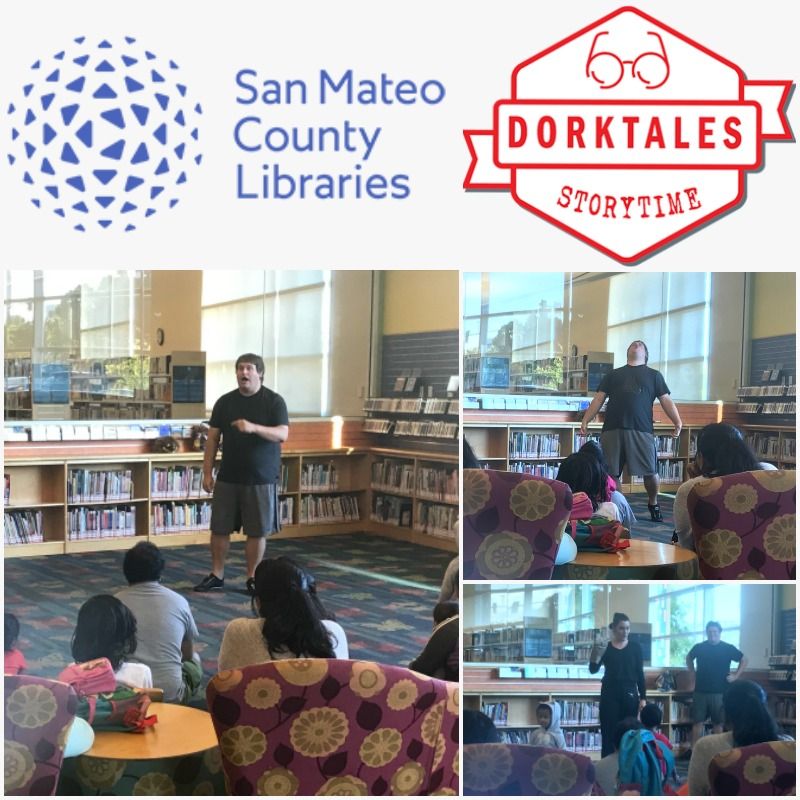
left=210, top=480, right=280, bottom=537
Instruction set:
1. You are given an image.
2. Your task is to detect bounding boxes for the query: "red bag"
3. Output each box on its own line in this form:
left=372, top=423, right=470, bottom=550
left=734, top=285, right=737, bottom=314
left=58, top=657, right=117, bottom=695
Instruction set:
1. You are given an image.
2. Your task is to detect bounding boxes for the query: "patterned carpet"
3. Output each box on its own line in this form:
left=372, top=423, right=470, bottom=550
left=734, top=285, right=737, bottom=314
left=4, top=534, right=453, bottom=692
left=626, top=493, right=677, bottom=543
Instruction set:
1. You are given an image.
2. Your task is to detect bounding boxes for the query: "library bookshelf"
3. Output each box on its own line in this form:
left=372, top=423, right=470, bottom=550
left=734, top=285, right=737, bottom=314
left=5, top=446, right=458, bottom=557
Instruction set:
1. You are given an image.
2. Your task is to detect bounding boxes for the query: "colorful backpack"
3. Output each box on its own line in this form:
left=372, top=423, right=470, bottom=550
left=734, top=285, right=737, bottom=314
left=617, top=728, right=675, bottom=796
left=566, top=495, right=630, bottom=552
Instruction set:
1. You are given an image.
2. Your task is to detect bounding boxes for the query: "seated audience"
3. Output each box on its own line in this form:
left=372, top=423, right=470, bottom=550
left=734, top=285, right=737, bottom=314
left=688, top=680, right=793, bottom=795
left=529, top=701, right=566, bottom=749
left=4, top=612, right=26, bottom=675
left=674, top=423, right=777, bottom=550
left=116, top=541, right=201, bottom=703
left=578, top=440, right=636, bottom=531
left=594, top=717, right=643, bottom=796
left=557, top=452, right=621, bottom=523
left=218, top=556, right=347, bottom=670
left=409, top=601, right=459, bottom=682
left=640, top=702, right=679, bottom=785
left=464, top=709, right=502, bottom=744
left=617, top=725, right=676, bottom=796
left=70, top=595, right=153, bottom=688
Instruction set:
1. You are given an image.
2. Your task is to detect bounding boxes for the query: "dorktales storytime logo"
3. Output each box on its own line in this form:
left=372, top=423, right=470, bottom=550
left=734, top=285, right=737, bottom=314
left=6, top=36, right=203, bottom=231
left=464, top=6, right=793, bottom=263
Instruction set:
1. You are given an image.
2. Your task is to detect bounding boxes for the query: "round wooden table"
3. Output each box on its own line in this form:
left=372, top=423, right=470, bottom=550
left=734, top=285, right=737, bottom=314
left=57, top=704, right=225, bottom=796
left=552, top=540, right=700, bottom=579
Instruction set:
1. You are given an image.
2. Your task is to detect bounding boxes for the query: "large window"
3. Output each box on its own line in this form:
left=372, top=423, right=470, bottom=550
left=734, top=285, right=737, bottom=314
left=648, top=583, right=741, bottom=668
left=201, top=271, right=331, bottom=417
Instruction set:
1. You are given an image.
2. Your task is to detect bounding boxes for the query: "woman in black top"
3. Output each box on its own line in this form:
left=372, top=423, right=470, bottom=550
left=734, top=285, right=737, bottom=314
left=589, top=612, right=646, bottom=756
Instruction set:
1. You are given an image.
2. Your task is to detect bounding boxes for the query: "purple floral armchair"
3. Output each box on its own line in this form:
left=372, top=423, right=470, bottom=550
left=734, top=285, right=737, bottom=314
left=4, top=675, right=77, bottom=796
left=464, top=469, right=572, bottom=580
left=709, top=740, right=795, bottom=795
left=688, top=470, right=795, bottom=579
left=206, top=659, right=459, bottom=795
left=463, top=743, right=595, bottom=796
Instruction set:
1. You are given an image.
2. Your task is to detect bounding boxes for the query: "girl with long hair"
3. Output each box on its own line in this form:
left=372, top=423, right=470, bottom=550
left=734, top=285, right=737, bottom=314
left=218, top=557, right=348, bottom=670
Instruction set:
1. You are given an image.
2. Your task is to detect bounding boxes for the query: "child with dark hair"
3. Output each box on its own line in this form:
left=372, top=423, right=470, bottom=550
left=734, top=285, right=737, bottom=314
left=674, top=422, right=776, bottom=550
left=594, top=717, right=643, bottom=796
left=688, top=680, right=792, bottom=795
left=71, top=595, right=152, bottom=688
left=557, top=452, right=620, bottom=522
left=578, top=440, right=636, bottom=531
left=218, top=557, right=348, bottom=670
left=464, top=709, right=502, bottom=744
left=640, top=702, right=672, bottom=751
left=4, top=612, right=26, bottom=675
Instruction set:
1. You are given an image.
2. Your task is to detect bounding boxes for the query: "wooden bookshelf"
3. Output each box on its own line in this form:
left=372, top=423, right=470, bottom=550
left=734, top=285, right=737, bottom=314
left=740, top=424, right=796, bottom=469
left=5, top=445, right=458, bottom=557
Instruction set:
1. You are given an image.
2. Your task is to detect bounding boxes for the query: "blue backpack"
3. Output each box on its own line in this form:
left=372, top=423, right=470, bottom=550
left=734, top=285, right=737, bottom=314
left=617, top=729, right=675, bottom=796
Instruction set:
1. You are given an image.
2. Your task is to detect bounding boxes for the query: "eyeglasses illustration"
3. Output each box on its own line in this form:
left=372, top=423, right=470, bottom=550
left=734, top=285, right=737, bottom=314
left=586, top=31, right=670, bottom=90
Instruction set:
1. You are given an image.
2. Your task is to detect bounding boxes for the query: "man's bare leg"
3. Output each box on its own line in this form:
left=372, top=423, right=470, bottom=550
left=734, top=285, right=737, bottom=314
left=210, top=534, right=230, bottom=578
left=245, top=536, right=266, bottom=579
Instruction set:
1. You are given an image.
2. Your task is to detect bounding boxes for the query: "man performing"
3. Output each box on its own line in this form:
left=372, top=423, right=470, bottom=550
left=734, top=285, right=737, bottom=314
left=194, top=353, right=289, bottom=595
left=686, top=621, right=748, bottom=749
left=580, top=340, right=682, bottom=522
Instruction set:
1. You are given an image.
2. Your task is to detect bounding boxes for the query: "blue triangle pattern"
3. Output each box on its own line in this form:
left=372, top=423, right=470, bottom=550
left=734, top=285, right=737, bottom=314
left=42, top=123, right=57, bottom=145
left=96, top=59, right=115, bottom=72
left=7, top=155, right=15, bottom=165
left=131, top=142, right=149, bottom=164
left=74, top=36, right=85, bottom=43
left=191, top=128, right=199, bottom=140
left=98, top=220, right=112, bottom=228
left=169, top=198, right=179, bottom=208
left=145, top=208, right=156, bottom=217
left=195, top=103, right=203, bottom=114
left=174, top=143, right=185, bottom=159
left=169, top=60, right=179, bottom=69
left=125, top=224, right=136, bottom=231
left=153, top=123, right=167, bottom=145
left=101, top=108, right=126, bottom=129
left=100, top=139, right=125, bottom=160
left=98, top=39, right=112, bottom=48
left=45, top=185, right=59, bottom=198
left=131, top=104, right=149, bottom=125
left=40, top=157, right=55, bottom=175
left=155, top=157, right=169, bottom=175
left=73, top=201, right=89, bottom=213
left=24, top=142, right=35, bottom=158
left=176, top=170, right=186, bottom=184
left=93, top=168, right=117, bottom=185
left=31, top=60, right=41, bottom=69
left=31, top=198, right=40, bottom=207
left=54, top=51, right=64, bottom=60
left=66, top=76, right=86, bottom=93
left=73, top=55, right=90, bottom=67
left=95, top=195, right=115, bottom=208
left=23, top=84, right=33, bottom=97
left=75, top=224, right=86, bottom=231
left=121, top=201, right=136, bottom=213
left=122, top=55, right=138, bottom=67
left=174, top=110, right=185, bottom=126
left=54, top=208, right=65, bottom=217
left=61, top=104, right=80, bottom=125
left=195, top=154, right=202, bottom=165
left=41, top=93, right=55, bottom=110
left=150, top=186, right=163, bottom=199
left=24, top=109, right=36, bottom=125
left=125, top=175, right=144, bottom=191
left=76, top=120, right=93, bottom=147
left=145, top=51, right=156, bottom=60
left=8, top=102, right=16, bottom=113
left=176, top=84, right=186, bottom=97
left=66, top=175, right=85, bottom=191
left=125, top=36, right=136, bottom=44
left=61, top=143, right=79, bottom=164
left=125, top=76, right=145, bottom=93
left=155, top=93, right=169, bottom=111
left=23, top=171, right=33, bottom=184
left=11, top=128, right=19, bottom=140
left=46, top=69, right=60, bottom=82
left=94, top=83, right=117, bottom=99
left=151, top=69, right=164, bottom=82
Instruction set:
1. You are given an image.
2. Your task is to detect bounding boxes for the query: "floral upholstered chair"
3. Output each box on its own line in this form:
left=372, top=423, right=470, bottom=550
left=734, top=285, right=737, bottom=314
left=708, top=740, right=796, bottom=795
left=687, top=470, right=796, bottom=579
left=206, top=659, right=459, bottom=795
left=463, top=469, right=572, bottom=580
left=4, top=675, right=77, bottom=795
left=463, top=743, right=595, bottom=796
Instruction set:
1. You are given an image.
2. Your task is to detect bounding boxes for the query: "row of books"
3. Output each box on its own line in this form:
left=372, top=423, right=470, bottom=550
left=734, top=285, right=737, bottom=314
left=564, top=730, right=601, bottom=752
left=72, top=403, right=171, bottom=420
left=68, top=469, right=134, bottom=502
left=4, top=510, right=45, bottom=544
left=746, top=434, right=795, bottom=460
left=371, top=495, right=413, bottom=528
left=509, top=461, right=560, bottom=479
left=363, top=419, right=393, bottom=434
left=415, top=502, right=458, bottom=538
left=773, top=697, right=796, bottom=721
left=279, top=497, right=294, bottom=526
left=472, top=627, right=524, bottom=645
left=152, top=501, right=212, bottom=533
left=552, top=644, right=595, bottom=662
left=655, top=435, right=679, bottom=456
left=573, top=433, right=601, bottom=450
left=299, top=462, right=339, bottom=491
left=299, top=494, right=360, bottom=524
left=363, top=398, right=458, bottom=415
left=416, top=467, right=458, bottom=502
left=739, top=402, right=796, bottom=415
left=509, top=432, right=561, bottom=458
left=738, top=385, right=794, bottom=397
left=68, top=506, right=136, bottom=538
left=559, top=700, right=600, bottom=725
left=481, top=702, right=509, bottom=726
left=463, top=644, right=523, bottom=662
left=151, top=466, right=210, bottom=498
left=632, top=460, right=684, bottom=484
left=371, top=460, right=415, bottom=493
left=553, top=628, right=604, bottom=644
left=394, top=420, right=458, bottom=439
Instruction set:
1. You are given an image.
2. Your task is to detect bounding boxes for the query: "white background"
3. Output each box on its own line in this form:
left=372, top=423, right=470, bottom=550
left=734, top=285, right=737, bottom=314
left=1, top=0, right=798, bottom=271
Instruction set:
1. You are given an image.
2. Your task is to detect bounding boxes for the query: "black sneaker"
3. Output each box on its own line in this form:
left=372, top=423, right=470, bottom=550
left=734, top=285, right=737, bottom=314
left=246, top=577, right=256, bottom=597
left=648, top=503, right=664, bottom=522
left=194, top=573, right=224, bottom=592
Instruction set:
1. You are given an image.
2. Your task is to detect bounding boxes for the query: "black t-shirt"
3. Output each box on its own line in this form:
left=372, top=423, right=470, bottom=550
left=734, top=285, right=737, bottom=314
left=589, top=640, right=646, bottom=699
left=209, top=386, right=289, bottom=485
left=598, top=365, right=669, bottom=433
left=688, top=640, right=744, bottom=694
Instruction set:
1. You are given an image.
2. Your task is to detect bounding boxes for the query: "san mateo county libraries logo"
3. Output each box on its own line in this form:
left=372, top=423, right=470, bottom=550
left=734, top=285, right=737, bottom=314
left=6, top=36, right=203, bottom=231
left=464, top=7, right=793, bottom=263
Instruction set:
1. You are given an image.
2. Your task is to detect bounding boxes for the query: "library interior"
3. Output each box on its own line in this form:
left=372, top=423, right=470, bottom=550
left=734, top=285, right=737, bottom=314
left=3, top=269, right=460, bottom=795
left=463, top=582, right=796, bottom=796
left=463, top=271, right=797, bottom=581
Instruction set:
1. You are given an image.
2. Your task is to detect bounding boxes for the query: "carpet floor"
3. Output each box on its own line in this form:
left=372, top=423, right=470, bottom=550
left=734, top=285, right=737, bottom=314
left=625, top=492, right=677, bottom=543
left=3, top=534, right=454, bottom=689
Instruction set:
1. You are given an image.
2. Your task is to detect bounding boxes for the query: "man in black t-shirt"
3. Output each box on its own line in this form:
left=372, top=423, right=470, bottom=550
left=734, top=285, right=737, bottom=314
left=580, top=340, right=682, bottom=522
left=686, top=621, right=748, bottom=747
left=194, top=353, right=289, bottom=595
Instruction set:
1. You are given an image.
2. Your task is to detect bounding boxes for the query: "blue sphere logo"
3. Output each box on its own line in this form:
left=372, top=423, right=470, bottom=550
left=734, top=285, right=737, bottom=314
left=6, top=36, right=203, bottom=231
